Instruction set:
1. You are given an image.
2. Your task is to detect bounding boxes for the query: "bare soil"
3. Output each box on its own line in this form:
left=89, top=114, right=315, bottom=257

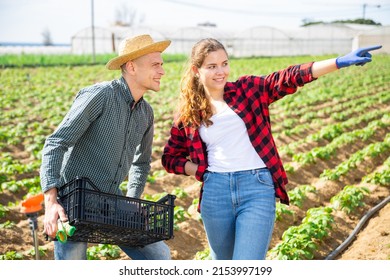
left=1, top=101, right=389, bottom=260
left=1, top=155, right=389, bottom=261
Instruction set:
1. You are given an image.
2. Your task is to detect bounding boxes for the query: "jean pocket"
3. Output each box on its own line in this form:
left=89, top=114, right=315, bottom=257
left=202, top=171, right=211, bottom=183
left=256, top=169, right=274, bottom=188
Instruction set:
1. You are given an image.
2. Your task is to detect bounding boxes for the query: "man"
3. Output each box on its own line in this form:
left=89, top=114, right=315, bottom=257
left=40, top=34, right=171, bottom=260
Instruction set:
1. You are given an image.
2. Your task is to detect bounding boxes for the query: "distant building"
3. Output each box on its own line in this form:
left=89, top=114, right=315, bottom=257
left=70, top=23, right=388, bottom=57
left=2, top=23, right=387, bottom=55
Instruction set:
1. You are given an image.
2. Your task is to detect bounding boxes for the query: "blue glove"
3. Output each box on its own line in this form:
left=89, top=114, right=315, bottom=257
left=336, top=45, right=382, bottom=69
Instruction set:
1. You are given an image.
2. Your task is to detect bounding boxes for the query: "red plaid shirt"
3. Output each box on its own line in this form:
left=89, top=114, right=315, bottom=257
left=162, top=62, right=316, bottom=206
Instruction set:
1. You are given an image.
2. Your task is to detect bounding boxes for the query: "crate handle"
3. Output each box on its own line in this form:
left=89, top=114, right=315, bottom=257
left=76, top=177, right=100, bottom=191
left=156, top=194, right=176, bottom=205
left=59, top=176, right=100, bottom=192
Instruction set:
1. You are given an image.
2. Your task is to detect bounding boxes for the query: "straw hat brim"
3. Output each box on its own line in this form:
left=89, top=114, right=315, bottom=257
left=106, top=40, right=171, bottom=70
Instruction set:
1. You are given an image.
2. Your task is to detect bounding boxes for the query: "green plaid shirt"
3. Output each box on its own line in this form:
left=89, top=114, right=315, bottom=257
left=40, top=76, right=154, bottom=198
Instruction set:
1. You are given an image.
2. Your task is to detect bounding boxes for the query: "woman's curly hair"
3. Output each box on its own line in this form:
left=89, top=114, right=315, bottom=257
left=176, top=38, right=227, bottom=128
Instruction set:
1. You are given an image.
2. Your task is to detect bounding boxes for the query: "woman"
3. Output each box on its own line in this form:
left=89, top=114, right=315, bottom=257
left=161, top=38, right=381, bottom=260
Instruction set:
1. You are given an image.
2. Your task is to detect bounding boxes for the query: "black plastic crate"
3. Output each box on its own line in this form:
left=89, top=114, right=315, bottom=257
left=57, top=177, right=175, bottom=247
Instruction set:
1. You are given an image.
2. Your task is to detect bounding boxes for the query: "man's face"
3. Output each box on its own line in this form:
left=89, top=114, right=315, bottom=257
left=132, top=52, right=165, bottom=92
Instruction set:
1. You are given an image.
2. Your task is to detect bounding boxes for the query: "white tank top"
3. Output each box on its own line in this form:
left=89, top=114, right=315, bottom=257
left=199, top=106, right=266, bottom=172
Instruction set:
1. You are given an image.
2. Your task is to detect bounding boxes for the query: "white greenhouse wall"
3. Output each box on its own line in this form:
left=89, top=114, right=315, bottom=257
left=353, top=26, right=390, bottom=54
left=3, top=24, right=387, bottom=56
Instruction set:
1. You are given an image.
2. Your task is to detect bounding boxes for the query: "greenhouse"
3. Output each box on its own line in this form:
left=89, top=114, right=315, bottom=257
left=231, top=26, right=292, bottom=57
left=70, top=23, right=390, bottom=57
left=71, top=26, right=113, bottom=54
left=167, top=26, right=234, bottom=55
left=289, top=23, right=359, bottom=55
left=353, top=25, right=390, bottom=54
left=71, top=25, right=167, bottom=54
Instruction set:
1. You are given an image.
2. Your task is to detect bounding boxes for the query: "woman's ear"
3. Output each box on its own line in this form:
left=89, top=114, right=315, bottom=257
left=191, top=65, right=199, bottom=77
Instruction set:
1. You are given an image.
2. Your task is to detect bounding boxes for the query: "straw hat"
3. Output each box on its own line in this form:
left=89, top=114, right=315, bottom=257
left=106, top=34, right=171, bottom=70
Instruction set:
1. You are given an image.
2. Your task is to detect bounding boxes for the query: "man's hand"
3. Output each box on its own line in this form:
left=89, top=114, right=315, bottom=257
left=43, top=188, right=67, bottom=239
left=336, top=45, right=382, bottom=69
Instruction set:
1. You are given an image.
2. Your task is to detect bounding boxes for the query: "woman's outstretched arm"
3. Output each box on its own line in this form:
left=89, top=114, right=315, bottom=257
left=312, top=45, right=382, bottom=78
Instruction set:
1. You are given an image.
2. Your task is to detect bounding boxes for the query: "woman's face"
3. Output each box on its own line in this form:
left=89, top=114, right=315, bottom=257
left=195, top=49, right=230, bottom=96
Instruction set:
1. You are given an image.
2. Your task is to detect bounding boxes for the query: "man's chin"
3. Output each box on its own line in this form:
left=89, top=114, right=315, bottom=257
left=151, top=86, right=160, bottom=92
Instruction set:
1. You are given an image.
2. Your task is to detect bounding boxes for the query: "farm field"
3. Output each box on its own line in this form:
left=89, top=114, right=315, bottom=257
left=0, top=54, right=389, bottom=260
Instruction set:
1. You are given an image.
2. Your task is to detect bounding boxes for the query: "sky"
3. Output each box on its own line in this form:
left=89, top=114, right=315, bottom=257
left=0, top=0, right=389, bottom=44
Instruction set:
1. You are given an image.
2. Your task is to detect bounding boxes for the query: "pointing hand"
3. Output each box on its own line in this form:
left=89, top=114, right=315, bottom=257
left=336, top=45, right=382, bottom=69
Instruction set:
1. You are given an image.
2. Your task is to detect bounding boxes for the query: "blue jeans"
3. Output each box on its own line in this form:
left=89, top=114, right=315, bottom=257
left=200, top=168, right=276, bottom=260
left=54, top=240, right=171, bottom=260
